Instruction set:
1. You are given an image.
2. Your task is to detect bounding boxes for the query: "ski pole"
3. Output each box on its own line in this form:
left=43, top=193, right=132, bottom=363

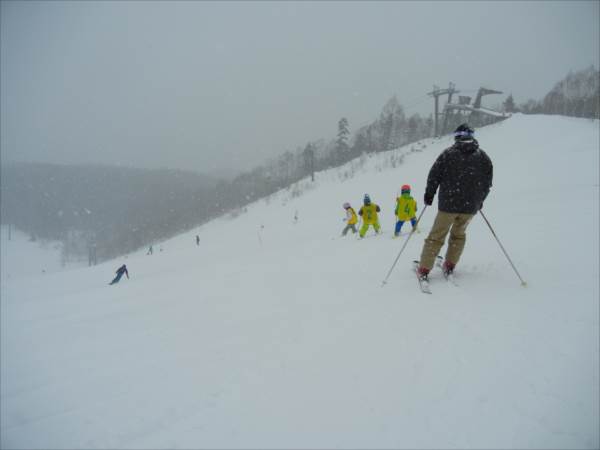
left=479, top=210, right=527, bottom=287
left=381, top=206, right=428, bottom=286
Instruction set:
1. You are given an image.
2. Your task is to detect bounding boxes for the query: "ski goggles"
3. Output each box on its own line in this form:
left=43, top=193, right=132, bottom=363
left=454, top=130, right=474, bottom=138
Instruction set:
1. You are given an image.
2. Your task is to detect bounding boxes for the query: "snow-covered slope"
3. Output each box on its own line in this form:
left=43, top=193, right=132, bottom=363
left=1, top=114, right=598, bottom=449
left=0, top=227, right=79, bottom=282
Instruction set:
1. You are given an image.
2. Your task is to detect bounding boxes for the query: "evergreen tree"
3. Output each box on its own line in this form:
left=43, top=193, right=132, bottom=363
left=381, top=113, right=394, bottom=151
left=303, top=143, right=315, bottom=182
left=503, top=94, right=517, bottom=113
left=335, top=117, right=350, bottom=164
left=351, top=133, right=367, bottom=158
left=406, top=114, right=420, bottom=143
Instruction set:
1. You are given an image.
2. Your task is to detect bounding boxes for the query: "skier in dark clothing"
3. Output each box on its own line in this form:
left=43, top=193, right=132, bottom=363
left=109, top=264, right=129, bottom=285
left=417, top=124, right=493, bottom=280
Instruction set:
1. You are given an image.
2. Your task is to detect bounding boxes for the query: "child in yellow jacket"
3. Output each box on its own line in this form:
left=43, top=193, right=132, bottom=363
left=358, top=194, right=381, bottom=238
left=394, top=184, right=418, bottom=236
left=341, top=202, right=358, bottom=236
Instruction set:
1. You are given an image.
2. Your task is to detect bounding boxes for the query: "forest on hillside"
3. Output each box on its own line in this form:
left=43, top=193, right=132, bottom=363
left=0, top=164, right=219, bottom=262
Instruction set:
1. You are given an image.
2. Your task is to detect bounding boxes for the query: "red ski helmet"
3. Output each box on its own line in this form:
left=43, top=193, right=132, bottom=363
left=401, top=184, right=411, bottom=193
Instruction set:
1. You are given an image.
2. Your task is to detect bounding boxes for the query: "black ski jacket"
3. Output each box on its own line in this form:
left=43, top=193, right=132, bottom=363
left=425, top=139, right=493, bottom=214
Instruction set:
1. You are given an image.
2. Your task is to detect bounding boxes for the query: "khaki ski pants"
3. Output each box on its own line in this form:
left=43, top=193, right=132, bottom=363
left=419, top=211, right=474, bottom=270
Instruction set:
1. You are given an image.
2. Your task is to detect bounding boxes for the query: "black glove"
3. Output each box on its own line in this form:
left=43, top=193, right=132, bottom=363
left=424, top=193, right=434, bottom=206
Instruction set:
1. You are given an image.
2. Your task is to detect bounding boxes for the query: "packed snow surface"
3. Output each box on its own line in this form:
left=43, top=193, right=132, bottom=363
left=1, top=114, right=598, bottom=449
left=0, top=228, right=74, bottom=282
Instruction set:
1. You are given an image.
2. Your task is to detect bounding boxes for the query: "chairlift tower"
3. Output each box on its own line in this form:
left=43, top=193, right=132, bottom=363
left=428, top=82, right=459, bottom=137
left=442, top=86, right=506, bottom=134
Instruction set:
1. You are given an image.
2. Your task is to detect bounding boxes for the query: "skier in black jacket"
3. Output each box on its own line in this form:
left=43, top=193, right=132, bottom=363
left=109, top=264, right=129, bottom=285
left=417, top=124, right=493, bottom=280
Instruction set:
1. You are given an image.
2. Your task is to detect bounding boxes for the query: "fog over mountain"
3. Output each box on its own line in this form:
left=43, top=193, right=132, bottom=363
left=1, top=1, right=598, bottom=175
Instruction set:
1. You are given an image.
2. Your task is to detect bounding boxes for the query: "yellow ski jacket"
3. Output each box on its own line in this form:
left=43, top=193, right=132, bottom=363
left=395, top=194, right=417, bottom=221
left=359, top=203, right=380, bottom=224
left=346, top=207, right=358, bottom=225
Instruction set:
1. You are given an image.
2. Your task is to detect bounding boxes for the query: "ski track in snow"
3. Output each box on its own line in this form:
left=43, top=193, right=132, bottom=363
left=1, top=114, right=599, bottom=449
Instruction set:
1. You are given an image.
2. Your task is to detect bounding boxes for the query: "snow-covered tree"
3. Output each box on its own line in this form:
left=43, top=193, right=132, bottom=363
left=335, top=117, right=350, bottom=165
left=503, top=94, right=517, bottom=113
left=542, top=66, right=599, bottom=118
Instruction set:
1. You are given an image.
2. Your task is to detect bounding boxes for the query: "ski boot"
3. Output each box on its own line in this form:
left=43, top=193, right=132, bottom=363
left=442, top=261, right=455, bottom=277
left=417, top=266, right=430, bottom=281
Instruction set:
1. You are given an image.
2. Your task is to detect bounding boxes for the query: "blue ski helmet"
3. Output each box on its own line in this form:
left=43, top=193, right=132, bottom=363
left=363, top=194, right=371, bottom=205
left=454, top=123, right=475, bottom=141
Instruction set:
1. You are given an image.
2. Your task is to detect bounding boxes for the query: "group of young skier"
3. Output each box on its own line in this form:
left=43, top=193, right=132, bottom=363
left=343, top=123, right=493, bottom=282
left=110, top=123, right=492, bottom=289
left=342, top=185, right=418, bottom=239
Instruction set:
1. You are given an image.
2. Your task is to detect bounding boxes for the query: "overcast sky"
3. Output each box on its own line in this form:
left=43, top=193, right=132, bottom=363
left=1, top=1, right=598, bottom=177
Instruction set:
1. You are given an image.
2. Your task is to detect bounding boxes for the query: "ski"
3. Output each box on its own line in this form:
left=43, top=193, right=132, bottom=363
left=413, top=260, right=432, bottom=294
left=435, top=256, right=459, bottom=286
left=357, top=232, right=383, bottom=240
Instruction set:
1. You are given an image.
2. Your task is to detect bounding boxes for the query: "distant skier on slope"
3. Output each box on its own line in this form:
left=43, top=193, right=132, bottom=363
left=341, top=202, right=358, bottom=236
left=109, top=264, right=129, bottom=285
left=416, top=123, right=493, bottom=280
left=394, top=184, right=418, bottom=237
left=358, top=194, right=381, bottom=238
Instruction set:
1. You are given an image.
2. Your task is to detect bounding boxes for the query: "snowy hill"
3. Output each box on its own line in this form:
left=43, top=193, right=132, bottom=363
left=0, top=227, right=86, bottom=282
left=1, top=228, right=56, bottom=281
left=1, top=114, right=598, bottom=449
